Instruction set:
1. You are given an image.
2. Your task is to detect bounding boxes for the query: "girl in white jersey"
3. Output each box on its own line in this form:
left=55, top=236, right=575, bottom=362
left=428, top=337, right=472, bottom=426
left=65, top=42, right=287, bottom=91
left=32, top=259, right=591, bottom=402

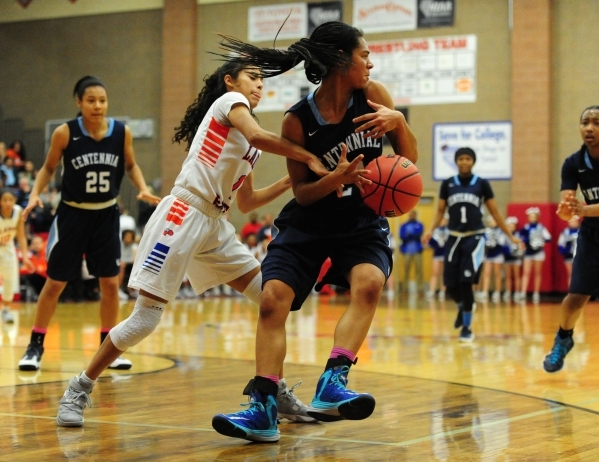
left=0, top=190, right=32, bottom=323
left=55, top=60, right=330, bottom=427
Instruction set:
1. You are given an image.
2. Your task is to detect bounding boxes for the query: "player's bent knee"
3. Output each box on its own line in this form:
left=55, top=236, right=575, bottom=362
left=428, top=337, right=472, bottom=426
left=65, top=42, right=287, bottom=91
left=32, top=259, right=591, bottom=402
left=109, top=304, right=163, bottom=351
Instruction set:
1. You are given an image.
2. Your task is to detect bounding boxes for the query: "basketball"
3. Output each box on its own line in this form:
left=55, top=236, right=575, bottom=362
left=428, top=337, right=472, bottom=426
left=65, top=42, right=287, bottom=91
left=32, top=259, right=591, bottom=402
left=360, top=154, right=423, bottom=218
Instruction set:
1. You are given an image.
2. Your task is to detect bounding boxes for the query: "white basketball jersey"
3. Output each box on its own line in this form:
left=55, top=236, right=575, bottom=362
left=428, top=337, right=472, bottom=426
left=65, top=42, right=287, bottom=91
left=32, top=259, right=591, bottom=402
left=0, top=205, right=22, bottom=248
left=173, top=92, right=261, bottom=213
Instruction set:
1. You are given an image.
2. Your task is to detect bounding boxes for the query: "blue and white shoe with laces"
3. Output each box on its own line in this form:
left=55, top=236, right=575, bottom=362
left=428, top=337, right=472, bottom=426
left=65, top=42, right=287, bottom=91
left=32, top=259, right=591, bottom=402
left=543, top=335, right=574, bottom=373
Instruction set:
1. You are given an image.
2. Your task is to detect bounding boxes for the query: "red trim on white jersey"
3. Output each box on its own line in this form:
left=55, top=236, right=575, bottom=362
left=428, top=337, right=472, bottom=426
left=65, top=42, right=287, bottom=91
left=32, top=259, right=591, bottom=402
left=197, top=118, right=230, bottom=169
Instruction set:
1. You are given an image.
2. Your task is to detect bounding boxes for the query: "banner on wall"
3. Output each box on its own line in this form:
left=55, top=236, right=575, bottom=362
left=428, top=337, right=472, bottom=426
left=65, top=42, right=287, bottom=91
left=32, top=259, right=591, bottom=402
left=417, top=0, right=454, bottom=28
left=256, top=34, right=476, bottom=112
left=248, top=3, right=307, bottom=42
left=352, top=0, right=417, bottom=33
left=432, top=121, right=512, bottom=181
left=307, top=1, right=343, bottom=35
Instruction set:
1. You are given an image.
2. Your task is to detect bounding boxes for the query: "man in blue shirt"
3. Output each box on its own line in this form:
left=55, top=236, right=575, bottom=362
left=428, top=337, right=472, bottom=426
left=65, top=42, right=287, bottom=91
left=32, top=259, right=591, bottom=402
left=400, top=210, right=424, bottom=294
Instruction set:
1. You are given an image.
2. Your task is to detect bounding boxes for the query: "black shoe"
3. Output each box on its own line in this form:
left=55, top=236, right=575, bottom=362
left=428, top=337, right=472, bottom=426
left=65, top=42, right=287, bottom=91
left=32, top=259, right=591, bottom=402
left=18, top=343, right=44, bottom=371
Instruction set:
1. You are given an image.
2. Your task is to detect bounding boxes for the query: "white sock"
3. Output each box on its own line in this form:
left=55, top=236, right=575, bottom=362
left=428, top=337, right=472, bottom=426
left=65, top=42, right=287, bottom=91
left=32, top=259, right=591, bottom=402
left=79, top=371, right=96, bottom=388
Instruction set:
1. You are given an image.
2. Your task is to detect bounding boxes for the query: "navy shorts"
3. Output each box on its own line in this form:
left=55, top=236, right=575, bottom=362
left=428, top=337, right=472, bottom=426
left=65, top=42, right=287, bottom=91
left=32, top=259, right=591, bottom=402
left=443, top=234, right=486, bottom=287
left=261, top=218, right=392, bottom=311
left=569, top=226, right=599, bottom=296
left=46, top=202, right=121, bottom=281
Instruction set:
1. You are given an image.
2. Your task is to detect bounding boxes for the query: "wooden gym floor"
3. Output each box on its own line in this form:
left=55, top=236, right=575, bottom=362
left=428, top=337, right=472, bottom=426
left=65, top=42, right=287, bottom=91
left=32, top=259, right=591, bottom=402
left=2, top=292, right=599, bottom=461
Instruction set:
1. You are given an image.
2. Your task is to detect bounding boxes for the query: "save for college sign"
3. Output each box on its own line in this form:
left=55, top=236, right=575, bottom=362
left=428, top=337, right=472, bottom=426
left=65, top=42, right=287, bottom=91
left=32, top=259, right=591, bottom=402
left=432, top=121, right=512, bottom=181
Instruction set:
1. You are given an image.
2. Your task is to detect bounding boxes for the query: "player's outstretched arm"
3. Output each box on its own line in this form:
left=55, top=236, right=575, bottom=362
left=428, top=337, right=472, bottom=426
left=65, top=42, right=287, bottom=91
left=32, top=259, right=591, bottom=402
left=236, top=172, right=291, bottom=213
left=123, top=126, right=161, bottom=205
left=228, top=103, right=329, bottom=177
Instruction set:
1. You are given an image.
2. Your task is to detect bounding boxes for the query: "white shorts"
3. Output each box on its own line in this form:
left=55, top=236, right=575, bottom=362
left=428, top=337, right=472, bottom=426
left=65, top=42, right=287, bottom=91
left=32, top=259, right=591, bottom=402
left=0, top=245, right=19, bottom=302
left=484, top=254, right=505, bottom=264
left=128, top=195, right=260, bottom=302
left=524, top=250, right=545, bottom=262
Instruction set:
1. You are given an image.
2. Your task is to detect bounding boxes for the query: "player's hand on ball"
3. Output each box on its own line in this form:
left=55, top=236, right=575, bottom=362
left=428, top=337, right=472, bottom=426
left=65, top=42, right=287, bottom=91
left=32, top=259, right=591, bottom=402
left=333, top=143, right=371, bottom=197
left=352, top=100, right=405, bottom=139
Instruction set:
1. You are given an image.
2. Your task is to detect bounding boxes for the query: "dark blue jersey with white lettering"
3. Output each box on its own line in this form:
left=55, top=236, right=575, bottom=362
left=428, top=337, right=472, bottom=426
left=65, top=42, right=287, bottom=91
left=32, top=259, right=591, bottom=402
left=439, top=174, right=493, bottom=233
left=61, top=117, right=126, bottom=203
left=561, top=145, right=599, bottom=229
left=278, top=89, right=385, bottom=235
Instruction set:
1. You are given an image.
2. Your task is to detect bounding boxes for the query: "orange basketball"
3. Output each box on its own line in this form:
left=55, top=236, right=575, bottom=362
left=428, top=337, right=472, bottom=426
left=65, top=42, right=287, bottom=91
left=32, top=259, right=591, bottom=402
left=360, top=155, right=423, bottom=218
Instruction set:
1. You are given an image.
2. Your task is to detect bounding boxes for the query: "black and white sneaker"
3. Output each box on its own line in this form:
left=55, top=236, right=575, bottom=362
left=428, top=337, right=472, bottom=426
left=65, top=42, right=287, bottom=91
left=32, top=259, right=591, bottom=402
left=18, top=343, right=44, bottom=371
left=108, top=356, right=132, bottom=370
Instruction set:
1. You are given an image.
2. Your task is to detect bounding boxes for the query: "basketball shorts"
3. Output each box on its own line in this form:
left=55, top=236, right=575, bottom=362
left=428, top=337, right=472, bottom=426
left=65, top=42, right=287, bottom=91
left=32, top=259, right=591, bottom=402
left=128, top=195, right=259, bottom=302
left=569, top=226, right=599, bottom=296
left=443, top=234, right=485, bottom=287
left=0, top=244, right=19, bottom=301
left=524, top=250, right=545, bottom=261
left=261, top=219, right=392, bottom=311
left=46, top=202, right=121, bottom=281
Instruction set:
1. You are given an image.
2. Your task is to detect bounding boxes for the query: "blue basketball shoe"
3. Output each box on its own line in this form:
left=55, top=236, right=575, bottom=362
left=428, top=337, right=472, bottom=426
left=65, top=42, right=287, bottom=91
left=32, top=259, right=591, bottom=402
left=307, top=356, right=375, bottom=422
left=212, top=377, right=280, bottom=443
left=543, top=335, right=574, bottom=373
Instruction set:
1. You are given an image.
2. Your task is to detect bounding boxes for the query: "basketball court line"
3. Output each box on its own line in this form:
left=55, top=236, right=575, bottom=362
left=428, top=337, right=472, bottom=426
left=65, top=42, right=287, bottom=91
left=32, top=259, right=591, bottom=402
left=0, top=405, right=569, bottom=448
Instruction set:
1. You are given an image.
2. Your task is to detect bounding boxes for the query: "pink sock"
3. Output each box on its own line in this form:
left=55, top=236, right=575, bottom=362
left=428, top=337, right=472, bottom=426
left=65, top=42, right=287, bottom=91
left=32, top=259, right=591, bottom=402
left=32, top=327, right=48, bottom=334
left=330, top=347, right=356, bottom=362
left=262, top=375, right=279, bottom=384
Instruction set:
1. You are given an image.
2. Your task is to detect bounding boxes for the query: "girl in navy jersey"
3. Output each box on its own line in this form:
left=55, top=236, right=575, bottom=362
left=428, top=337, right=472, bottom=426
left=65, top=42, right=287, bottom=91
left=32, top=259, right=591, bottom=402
left=481, top=216, right=507, bottom=303
left=543, top=106, right=599, bottom=373
left=54, top=62, right=330, bottom=428
left=424, top=148, right=521, bottom=343
left=557, top=215, right=580, bottom=287
left=18, top=76, right=160, bottom=373
left=502, top=217, right=524, bottom=302
left=212, top=21, right=417, bottom=442
left=519, top=207, right=551, bottom=303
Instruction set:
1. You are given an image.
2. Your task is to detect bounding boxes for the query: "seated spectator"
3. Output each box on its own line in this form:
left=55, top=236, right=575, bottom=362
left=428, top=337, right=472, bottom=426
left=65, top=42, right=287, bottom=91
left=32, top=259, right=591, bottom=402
left=18, top=160, right=36, bottom=186
left=1, top=157, right=17, bottom=187
left=119, top=205, right=136, bottom=234
left=20, top=235, right=48, bottom=298
left=6, top=140, right=25, bottom=170
left=240, top=212, right=262, bottom=242
left=16, top=177, right=31, bottom=209
left=257, top=212, right=277, bottom=243
left=0, top=142, right=6, bottom=163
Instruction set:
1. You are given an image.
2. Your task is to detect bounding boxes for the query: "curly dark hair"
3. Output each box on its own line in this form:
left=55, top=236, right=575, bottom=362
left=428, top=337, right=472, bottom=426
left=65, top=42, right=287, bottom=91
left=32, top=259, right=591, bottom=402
left=172, top=60, right=253, bottom=151
left=212, top=21, right=363, bottom=85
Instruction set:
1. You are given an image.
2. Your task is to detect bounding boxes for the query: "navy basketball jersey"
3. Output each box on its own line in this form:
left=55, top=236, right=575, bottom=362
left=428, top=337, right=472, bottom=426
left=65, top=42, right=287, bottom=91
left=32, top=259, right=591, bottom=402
left=280, top=89, right=384, bottom=234
left=561, top=146, right=599, bottom=228
left=61, top=117, right=126, bottom=203
left=440, top=175, right=493, bottom=233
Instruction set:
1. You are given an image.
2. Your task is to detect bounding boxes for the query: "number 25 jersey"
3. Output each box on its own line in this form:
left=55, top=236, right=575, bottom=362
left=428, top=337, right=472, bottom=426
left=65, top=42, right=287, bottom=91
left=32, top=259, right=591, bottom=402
left=61, top=117, right=125, bottom=204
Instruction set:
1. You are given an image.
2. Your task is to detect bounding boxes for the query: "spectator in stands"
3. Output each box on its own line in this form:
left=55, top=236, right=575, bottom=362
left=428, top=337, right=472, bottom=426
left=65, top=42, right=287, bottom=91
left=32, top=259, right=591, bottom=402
left=240, top=212, right=262, bottom=241
left=119, top=229, right=138, bottom=300
left=399, top=210, right=424, bottom=294
left=18, top=160, right=36, bottom=186
left=1, top=157, right=17, bottom=187
left=24, top=235, right=47, bottom=298
left=119, top=205, right=136, bottom=235
left=16, top=177, right=32, bottom=209
left=6, top=140, right=25, bottom=170
left=519, top=207, right=552, bottom=303
left=0, top=142, right=6, bottom=163
left=257, top=212, right=277, bottom=243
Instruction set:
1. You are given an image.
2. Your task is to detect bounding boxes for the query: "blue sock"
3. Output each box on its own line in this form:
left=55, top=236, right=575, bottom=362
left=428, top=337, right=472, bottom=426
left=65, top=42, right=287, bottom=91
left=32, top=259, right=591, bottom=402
left=462, top=311, right=472, bottom=328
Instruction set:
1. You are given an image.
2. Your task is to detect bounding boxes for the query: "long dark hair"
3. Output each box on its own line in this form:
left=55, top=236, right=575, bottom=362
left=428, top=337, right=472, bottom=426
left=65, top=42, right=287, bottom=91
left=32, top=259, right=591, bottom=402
left=172, top=60, right=250, bottom=151
left=212, top=21, right=363, bottom=85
